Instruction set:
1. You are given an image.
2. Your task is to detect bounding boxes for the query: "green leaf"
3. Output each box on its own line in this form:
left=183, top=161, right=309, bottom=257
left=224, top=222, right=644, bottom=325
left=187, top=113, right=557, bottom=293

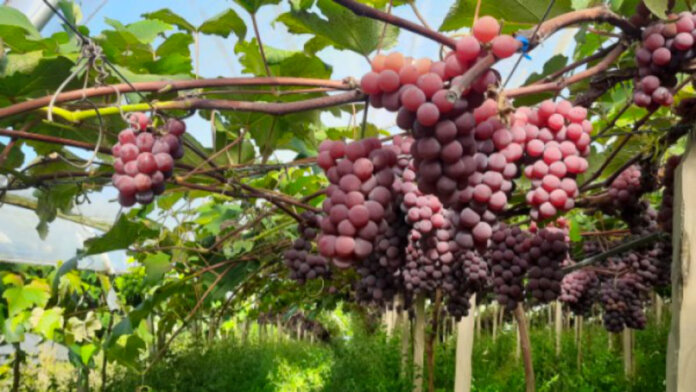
left=156, top=32, right=194, bottom=58
left=3, top=279, right=50, bottom=316
left=234, top=0, right=282, bottom=14
left=277, top=0, right=399, bottom=56
left=33, top=184, right=77, bottom=239
left=199, top=9, right=247, bottom=40
left=0, top=51, right=43, bottom=76
left=643, top=0, right=669, bottom=17
left=235, top=39, right=332, bottom=78
left=513, top=54, right=568, bottom=106
left=142, top=9, right=196, bottom=32
left=67, top=311, right=102, bottom=343
left=125, top=20, right=173, bottom=44
left=83, top=215, right=159, bottom=255
left=439, top=0, right=573, bottom=33
left=0, top=56, right=74, bottom=100
left=569, top=218, right=581, bottom=242
left=143, top=252, right=172, bottom=284
left=0, top=140, right=24, bottom=170
left=30, top=307, right=63, bottom=340
left=0, top=6, right=40, bottom=38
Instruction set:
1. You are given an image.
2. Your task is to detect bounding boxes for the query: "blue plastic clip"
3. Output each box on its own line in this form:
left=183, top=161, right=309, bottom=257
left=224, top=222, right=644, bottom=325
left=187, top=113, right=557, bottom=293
left=516, top=36, right=531, bottom=60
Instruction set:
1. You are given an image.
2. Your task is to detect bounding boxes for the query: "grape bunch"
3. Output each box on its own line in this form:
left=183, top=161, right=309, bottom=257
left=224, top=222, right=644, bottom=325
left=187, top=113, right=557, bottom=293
left=525, top=227, right=568, bottom=303
left=519, top=100, right=591, bottom=220
left=111, top=114, right=186, bottom=206
left=658, top=155, right=681, bottom=233
left=600, top=271, right=648, bottom=332
left=284, top=212, right=330, bottom=284
left=487, top=224, right=531, bottom=310
left=608, top=165, right=642, bottom=206
left=560, top=269, right=599, bottom=317
left=633, top=11, right=696, bottom=108
left=360, top=15, right=521, bottom=204
left=317, top=138, right=398, bottom=268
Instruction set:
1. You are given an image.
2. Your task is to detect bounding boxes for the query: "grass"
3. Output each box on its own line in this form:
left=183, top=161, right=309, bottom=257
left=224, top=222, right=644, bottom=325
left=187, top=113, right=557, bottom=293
left=107, top=314, right=669, bottom=392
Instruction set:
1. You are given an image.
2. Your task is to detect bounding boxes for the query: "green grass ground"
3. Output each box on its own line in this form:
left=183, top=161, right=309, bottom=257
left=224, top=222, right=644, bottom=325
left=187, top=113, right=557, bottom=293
left=107, top=315, right=668, bottom=392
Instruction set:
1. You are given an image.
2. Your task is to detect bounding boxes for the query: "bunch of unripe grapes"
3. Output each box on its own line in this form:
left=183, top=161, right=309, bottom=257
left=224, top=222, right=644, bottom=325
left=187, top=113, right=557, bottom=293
left=487, top=224, right=531, bottom=310
left=525, top=228, right=567, bottom=303
left=111, top=113, right=185, bottom=206
left=634, top=11, right=696, bottom=108
left=519, top=99, right=591, bottom=220
left=360, top=15, right=520, bottom=205
left=560, top=269, right=599, bottom=316
left=658, top=155, right=681, bottom=233
left=284, top=212, right=330, bottom=284
left=317, top=138, right=398, bottom=268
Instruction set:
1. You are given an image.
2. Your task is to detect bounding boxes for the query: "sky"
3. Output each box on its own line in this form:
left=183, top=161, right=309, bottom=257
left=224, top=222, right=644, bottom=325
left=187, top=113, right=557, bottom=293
left=0, top=0, right=579, bottom=270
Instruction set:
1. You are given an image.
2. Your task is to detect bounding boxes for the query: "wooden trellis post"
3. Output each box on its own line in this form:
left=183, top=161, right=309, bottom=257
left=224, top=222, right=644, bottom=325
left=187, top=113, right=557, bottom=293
left=454, top=295, right=476, bottom=392
left=667, top=132, right=696, bottom=392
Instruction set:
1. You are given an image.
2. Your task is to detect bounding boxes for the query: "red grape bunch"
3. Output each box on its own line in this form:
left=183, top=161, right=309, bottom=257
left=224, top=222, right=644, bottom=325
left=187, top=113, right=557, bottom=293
left=560, top=269, right=599, bottom=317
left=316, top=138, right=398, bottom=268
left=633, top=11, right=696, bottom=108
left=359, top=15, right=521, bottom=204
left=519, top=99, right=591, bottom=220
left=487, top=224, right=531, bottom=310
left=111, top=113, right=186, bottom=207
left=657, top=155, right=681, bottom=233
left=525, top=227, right=568, bottom=303
left=608, top=165, right=642, bottom=206
left=600, top=270, right=648, bottom=332
left=450, top=99, right=528, bottom=249
left=284, top=212, right=330, bottom=284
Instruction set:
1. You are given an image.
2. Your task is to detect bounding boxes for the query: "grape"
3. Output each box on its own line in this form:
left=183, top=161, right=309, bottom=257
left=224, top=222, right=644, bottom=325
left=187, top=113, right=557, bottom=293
left=401, top=86, right=426, bottom=111
left=417, top=103, right=440, bottom=127
left=385, top=52, right=405, bottom=71
left=491, top=35, right=520, bottom=58
left=137, top=152, right=158, bottom=174
left=417, top=73, right=444, bottom=98
left=456, top=36, right=481, bottom=62
left=118, top=129, right=137, bottom=145
left=378, top=70, right=400, bottom=92
left=432, top=89, right=454, bottom=113
left=136, top=132, right=155, bottom=152
left=360, top=72, right=380, bottom=94
left=473, top=16, right=500, bottom=43
left=652, top=47, right=672, bottom=65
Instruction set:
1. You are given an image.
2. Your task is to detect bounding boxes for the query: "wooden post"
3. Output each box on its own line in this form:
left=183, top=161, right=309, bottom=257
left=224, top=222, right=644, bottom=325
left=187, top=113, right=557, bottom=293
left=475, top=306, right=481, bottom=338
left=401, top=310, right=411, bottom=377
left=516, top=319, right=521, bottom=361
left=414, top=295, right=426, bottom=392
left=296, top=323, right=302, bottom=341
left=492, top=304, right=498, bottom=342
left=656, top=293, right=663, bottom=326
left=515, top=304, right=535, bottom=392
left=667, top=137, right=696, bottom=392
left=623, top=329, right=633, bottom=378
left=454, top=295, right=476, bottom=392
left=555, top=301, right=562, bottom=357
left=577, top=316, right=583, bottom=369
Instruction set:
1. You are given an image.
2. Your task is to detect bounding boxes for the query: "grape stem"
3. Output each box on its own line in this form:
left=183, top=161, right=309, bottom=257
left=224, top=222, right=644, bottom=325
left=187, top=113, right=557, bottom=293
left=333, top=0, right=457, bottom=48
left=0, top=77, right=355, bottom=119
left=505, top=43, right=626, bottom=98
left=448, top=7, right=636, bottom=103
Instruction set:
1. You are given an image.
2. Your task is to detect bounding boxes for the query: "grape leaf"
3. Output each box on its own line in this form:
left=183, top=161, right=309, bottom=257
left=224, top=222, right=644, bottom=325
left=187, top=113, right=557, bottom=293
left=439, top=0, right=573, bottom=33
left=233, top=0, right=283, bottom=14
left=643, top=0, right=669, bottom=17
left=143, top=252, right=172, bottom=284
left=142, top=9, right=195, bottom=32
left=84, top=215, right=159, bottom=255
left=0, top=6, right=40, bottom=38
left=199, top=9, right=247, bottom=40
left=277, top=0, right=399, bottom=56
left=2, top=279, right=50, bottom=316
